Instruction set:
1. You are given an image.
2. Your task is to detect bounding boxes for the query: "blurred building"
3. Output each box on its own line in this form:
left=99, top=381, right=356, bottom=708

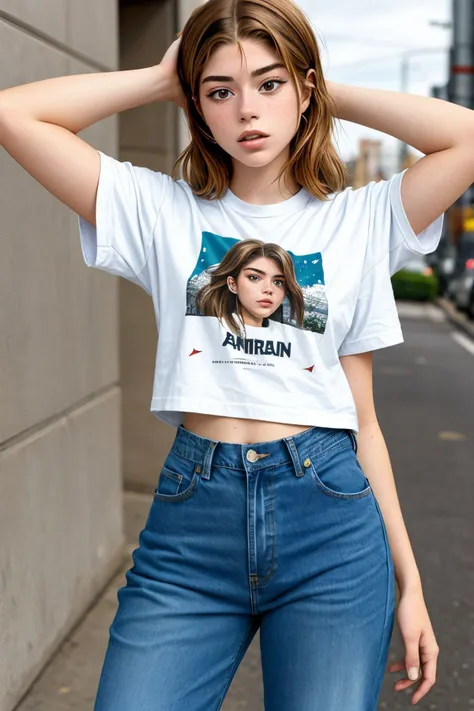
left=349, top=138, right=385, bottom=188
left=0, top=2, right=202, bottom=710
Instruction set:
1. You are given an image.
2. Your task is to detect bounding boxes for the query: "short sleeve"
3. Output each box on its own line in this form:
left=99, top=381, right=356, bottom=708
left=365, top=169, right=444, bottom=275
left=78, top=151, right=170, bottom=293
left=338, top=251, right=404, bottom=357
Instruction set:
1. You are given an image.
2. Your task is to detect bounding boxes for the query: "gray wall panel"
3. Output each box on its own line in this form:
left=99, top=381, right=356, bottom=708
left=0, top=0, right=67, bottom=45
left=68, top=0, right=118, bottom=69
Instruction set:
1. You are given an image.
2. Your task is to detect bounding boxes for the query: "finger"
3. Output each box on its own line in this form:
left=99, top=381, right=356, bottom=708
left=387, top=660, right=406, bottom=673
left=412, top=654, right=438, bottom=704
left=390, top=662, right=419, bottom=693
left=404, top=641, right=421, bottom=683
left=411, top=659, right=437, bottom=705
left=394, top=676, right=418, bottom=692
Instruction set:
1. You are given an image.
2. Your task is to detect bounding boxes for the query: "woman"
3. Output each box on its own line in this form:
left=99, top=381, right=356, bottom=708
left=2, top=0, right=469, bottom=707
left=194, top=239, right=305, bottom=334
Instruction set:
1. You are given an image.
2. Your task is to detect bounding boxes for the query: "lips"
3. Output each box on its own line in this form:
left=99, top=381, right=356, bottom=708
left=238, top=130, right=269, bottom=142
left=257, top=300, right=273, bottom=306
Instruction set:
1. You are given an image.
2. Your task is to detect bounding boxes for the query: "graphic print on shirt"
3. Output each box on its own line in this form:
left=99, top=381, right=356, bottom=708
left=184, top=232, right=328, bottom=374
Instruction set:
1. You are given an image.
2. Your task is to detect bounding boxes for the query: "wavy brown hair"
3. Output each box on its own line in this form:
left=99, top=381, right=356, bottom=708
left=172, top=0, right=347, bottom=200
left=195, top=239, right=305, bottom=337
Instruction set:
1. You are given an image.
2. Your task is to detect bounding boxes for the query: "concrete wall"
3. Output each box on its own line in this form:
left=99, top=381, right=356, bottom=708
left=0, top=3, right=123, bottom=710
left=177, top=0, right=206, bottom=153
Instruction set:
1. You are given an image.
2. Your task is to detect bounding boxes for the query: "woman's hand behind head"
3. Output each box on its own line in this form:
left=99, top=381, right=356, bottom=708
left=159, top=36, right=186, bottom=110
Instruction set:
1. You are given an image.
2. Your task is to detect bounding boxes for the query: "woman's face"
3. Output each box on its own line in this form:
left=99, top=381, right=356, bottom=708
left=197, top=39, right=309, bottom=170
left=228, top=256, right=287, bottom=327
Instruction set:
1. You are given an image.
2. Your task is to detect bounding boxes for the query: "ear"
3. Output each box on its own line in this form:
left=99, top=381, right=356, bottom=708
left=193, top=93, right=205, bottom=119
left=301, top=68, right=316, bottom=113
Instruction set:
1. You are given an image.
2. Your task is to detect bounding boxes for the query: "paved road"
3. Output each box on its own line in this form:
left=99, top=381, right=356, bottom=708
left=15, top=302, right=474, bottom=711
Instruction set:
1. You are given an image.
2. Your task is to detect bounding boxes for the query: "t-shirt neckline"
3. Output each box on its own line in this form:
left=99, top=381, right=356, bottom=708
left=220, top=185, right=311, bottom=217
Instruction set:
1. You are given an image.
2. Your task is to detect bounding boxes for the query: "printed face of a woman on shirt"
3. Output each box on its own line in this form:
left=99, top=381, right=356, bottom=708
left=227, top=256, right=286, bottom=327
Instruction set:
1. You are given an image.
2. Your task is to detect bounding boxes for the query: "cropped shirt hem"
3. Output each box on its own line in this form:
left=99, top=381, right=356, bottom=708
left=150, top=397, right=360, bottom=433
left=338, top=329, right=404, bottom=356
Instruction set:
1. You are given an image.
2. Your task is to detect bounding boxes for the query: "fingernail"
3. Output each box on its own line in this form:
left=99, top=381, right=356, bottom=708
left=408, top=667, right=419, bottom=680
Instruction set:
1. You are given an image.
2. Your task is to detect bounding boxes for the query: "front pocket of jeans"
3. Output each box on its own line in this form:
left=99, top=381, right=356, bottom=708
left=154, top=467, right=199, bottom=502
left=309, top=447, right=371, bottom=500
left=154, top=449, right=201, bottom=503
left=156, top=468, right=183, bottom=496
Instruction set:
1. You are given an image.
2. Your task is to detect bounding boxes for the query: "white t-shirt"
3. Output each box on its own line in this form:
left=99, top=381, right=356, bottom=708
left=78, top=151, right=443, bottom=433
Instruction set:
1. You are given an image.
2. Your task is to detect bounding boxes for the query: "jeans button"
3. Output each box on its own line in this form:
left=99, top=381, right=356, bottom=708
left=246, top=449, right=258, bottom=462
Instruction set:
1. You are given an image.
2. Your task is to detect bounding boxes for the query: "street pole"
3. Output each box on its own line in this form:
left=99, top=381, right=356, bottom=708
left=398, top=55, right=411, bottom=170
left=449, top=0, right=474, bottom=108
left=449, top=0, right=474, bottom=208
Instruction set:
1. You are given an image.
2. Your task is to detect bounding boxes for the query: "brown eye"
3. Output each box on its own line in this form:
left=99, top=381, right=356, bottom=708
left=208, top=88, right=233, bottom=101
left=260, top=79, right=287, bottom=93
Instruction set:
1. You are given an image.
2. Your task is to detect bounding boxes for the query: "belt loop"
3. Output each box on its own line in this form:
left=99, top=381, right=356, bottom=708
left=283, top=436, right=304, bottom=478
left=347, top=429, right=358, bottom=454
left=201, top=440, right=218, bottom=480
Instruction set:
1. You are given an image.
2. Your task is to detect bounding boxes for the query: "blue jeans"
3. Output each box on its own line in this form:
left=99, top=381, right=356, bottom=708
left=94, top=425, right=395, bottom=711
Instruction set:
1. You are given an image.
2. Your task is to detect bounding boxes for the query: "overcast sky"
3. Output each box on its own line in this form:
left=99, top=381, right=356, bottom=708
left=297, top=0, right=452, bottom=172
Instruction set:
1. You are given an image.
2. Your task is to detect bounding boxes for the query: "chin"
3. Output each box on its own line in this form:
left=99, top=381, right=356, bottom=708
left=243, top=148, right=290, bottom=169
left=224, top=147, right=279, bottom=166
left=243, top=157, right=276, bottom=168
left=228, top=153, right=271, bottom=168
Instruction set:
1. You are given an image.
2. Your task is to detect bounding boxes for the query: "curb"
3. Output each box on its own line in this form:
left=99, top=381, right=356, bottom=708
left=435, top=296, right=474, bottom=340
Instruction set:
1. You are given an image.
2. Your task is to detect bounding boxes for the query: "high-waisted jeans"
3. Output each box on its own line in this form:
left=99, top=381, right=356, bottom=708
left=94, top=424, right=395, bottom=711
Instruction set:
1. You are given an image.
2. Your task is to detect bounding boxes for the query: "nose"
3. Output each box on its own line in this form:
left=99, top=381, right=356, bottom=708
left=238, top=88, right=259, bottom=122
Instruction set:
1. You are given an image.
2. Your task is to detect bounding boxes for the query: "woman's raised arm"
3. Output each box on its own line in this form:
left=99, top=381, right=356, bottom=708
left=0, top=38, right=182, bottom=226
left=327, top=80, right=474, bottom=236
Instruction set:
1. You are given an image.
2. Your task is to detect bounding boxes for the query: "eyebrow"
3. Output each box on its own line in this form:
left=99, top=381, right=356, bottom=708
left=244, top=267, right=286, bottom=279
left=201, top=62, right=286, bottom=84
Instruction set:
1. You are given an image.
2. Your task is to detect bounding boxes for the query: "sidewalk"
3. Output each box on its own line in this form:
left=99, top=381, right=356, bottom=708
left=13, top=492, right=264, bottom=711
left=435, top=295, right=474, bottom=339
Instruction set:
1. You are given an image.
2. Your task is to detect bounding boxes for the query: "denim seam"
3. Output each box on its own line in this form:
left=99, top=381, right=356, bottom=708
left=202, top=441, right=218, bottom=480
left=310, top=471, right=372, bottom=500
left=254, top=475, right=277, bottom=587
left=161, top=468, right=182, bottom=483
left=153, top=473, right=199, bottom=502
left=308, top=441, right=372, bottom=499
left=284, top=437, right=304, bottom=477
left=304, top=438, right=352, bottom=468
left=368, top=496, right=392, bottom=708
left=347, top=428, right=358, bottom=453
left=170, top=450, right=205, bottom=466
